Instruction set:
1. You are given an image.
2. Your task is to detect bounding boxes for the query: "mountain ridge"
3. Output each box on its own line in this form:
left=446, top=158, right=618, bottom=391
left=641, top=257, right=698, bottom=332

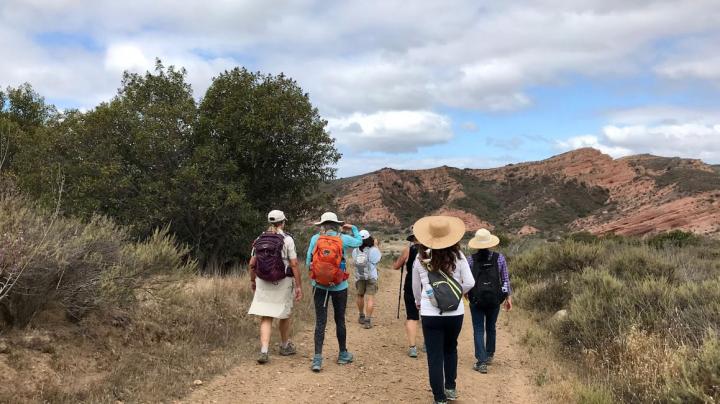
left=327, top=148, right=720, bottom=236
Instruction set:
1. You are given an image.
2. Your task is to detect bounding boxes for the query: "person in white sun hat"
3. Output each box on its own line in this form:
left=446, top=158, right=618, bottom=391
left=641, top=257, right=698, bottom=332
left=352, top=229, right=382, bottom=329
left=411, top=216, right=475, bottom=404
left=248, top=210, right=302, bottom=364
left=466, top=228, right=513, bottom=375
left=305, top=211, right=362, bottom=372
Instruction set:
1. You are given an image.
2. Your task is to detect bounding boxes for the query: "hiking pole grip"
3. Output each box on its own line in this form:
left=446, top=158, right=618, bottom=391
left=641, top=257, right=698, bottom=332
left=397, top=267, right=403, bottom=319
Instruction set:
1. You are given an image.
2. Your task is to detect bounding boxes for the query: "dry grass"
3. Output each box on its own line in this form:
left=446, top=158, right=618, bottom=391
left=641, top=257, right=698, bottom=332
left=0, top=273, right=315, bottom=403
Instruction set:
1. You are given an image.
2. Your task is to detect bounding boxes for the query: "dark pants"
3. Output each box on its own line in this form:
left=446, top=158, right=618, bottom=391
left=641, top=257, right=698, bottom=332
left=421, top=315, right=463, bottom=402
left=314, top=287, right=348, bottom=355
left=469, top=303, right=501, bottom=363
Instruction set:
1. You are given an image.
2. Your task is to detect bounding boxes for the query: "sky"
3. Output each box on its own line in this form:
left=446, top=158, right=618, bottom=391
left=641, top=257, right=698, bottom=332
left=2, top=0, right=720, bottom=178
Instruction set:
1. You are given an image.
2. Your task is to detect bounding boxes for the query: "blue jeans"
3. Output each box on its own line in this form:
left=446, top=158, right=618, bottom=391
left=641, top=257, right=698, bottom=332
left=469, top=303, right=501, bottom=364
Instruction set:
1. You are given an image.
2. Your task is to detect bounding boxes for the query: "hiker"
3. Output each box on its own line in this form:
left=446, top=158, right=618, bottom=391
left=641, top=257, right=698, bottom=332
left=352, top=230, right=382, bottom=329
left=412, top=216, right=475, bottom=404
left=392, top=233, right=423, bottom=357
left=306, top=212, right=363, bottom=372
left=466, top=228, right=513, bottom=374
left=248, top=210, right=303, bottom=364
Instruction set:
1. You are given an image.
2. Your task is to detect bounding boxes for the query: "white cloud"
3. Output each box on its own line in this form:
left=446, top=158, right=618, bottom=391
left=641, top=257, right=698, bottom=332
left=556, top=134, right=634, bottom=157
left=328, top=110, right=452, bottom=153
left=105, top=43, right=150, bottom=73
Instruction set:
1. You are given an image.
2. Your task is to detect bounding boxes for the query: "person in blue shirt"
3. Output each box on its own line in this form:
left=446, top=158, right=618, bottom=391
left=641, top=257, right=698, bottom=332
left=306, top=212, right=362, bottom=372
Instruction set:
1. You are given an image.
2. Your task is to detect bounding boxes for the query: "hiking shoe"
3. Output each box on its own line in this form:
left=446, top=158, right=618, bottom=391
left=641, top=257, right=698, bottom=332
left=363, top=318, right=373, bottom=329
left=311, top=354, right=322, bottom=372
left=421, top=343, right=427, bottom=353
left=486, top=355, right=494, bottom=365
left=477, top=363, right=488, bottom=374
left=358, top=314, right=366, bottom=324
left=257, top=352, right=269, bottom=364
left=279, top=342, right=297, bottom=356
left=434, top=401, right=448, bottom=404
left=337, top=350, right=354, bottom=364
left=445, top=388, right=458, bottom=401
left=408, top=346, right=418, bottom=358
left=473, top=361, right=481, bottom=371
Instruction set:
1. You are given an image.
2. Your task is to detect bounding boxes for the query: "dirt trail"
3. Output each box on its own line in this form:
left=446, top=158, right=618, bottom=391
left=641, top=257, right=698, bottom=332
left=186, top=271, right=544, bottom=403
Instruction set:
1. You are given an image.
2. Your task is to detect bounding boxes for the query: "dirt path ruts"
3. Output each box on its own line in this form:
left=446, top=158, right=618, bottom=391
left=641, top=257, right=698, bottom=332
left=185, top=271, right=544, bottom=403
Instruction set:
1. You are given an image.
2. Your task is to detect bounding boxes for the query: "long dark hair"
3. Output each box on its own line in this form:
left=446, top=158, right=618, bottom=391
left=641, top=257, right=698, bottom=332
left=419, top=243, right=461, bottom=275
left=360, top=236, right=375, bottom=251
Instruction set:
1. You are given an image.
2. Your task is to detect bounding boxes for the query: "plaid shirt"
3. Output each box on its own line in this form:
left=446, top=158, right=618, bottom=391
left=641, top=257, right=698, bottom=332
left=466, top=252, right=512, bottom=295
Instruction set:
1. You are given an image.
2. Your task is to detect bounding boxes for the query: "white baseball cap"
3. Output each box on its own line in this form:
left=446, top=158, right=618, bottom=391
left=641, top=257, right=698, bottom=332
left=359, top=230, right=371, bottom=239
left=268, top=210, right=286, bottom=223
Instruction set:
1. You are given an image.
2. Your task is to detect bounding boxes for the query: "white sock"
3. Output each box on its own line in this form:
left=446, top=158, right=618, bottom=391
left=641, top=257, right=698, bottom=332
left=261, top=345, right=269, bottom=354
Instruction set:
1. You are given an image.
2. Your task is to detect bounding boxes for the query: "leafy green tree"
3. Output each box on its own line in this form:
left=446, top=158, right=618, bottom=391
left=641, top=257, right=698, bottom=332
left=197, top=68, right=341, bottom=219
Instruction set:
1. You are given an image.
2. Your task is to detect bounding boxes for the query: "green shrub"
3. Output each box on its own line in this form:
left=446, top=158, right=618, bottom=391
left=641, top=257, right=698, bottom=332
left=664, top=332, right=720, bottom=403
left=577, top=384, right=614, bottom=404
left=648, top=230, right=700, bottom=249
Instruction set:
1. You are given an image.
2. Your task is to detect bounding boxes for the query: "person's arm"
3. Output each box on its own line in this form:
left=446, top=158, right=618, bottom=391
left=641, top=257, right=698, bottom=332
left=498, top=253, right=512, bottom=311
left=249, top=256, right=257, bottom=292
left=286, top=238, right=303, bottom=302
left=340, top=224, right=362, bottom=248
left=369, top=247, right=382, bottom=265
left=412, top=260, right=422, bottom=308
left=305, top=234, right=318, bottom=269
left=457, top=253, right=475, bottom=294
left=392, top=245, right=410, bottom=270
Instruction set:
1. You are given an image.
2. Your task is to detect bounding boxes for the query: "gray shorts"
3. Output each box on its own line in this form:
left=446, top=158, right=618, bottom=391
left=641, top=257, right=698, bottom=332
left=355, top=279, right=378, bottom=295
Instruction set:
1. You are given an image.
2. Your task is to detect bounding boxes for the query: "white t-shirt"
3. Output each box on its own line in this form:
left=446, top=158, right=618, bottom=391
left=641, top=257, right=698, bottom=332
left=411, top=251, right=475, bottom=317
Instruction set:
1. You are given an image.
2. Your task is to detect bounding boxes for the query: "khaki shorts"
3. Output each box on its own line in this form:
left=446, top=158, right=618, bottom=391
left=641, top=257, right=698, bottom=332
left=356, top=279, right=378, bottom=296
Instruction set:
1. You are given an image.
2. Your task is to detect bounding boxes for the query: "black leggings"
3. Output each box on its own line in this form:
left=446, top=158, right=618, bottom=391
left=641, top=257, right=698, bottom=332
left=422, top=315, right=464, bottom=402
left=314, top=287, right=348, bottom=355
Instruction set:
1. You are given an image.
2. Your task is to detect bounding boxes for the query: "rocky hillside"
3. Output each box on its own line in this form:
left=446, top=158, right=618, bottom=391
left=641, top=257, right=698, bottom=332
left=326, top=148, right=720, bottom=236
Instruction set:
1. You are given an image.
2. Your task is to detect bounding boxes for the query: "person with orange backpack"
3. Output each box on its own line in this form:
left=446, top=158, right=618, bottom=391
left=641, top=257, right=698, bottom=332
left=305, top=212, right=363, bottom=372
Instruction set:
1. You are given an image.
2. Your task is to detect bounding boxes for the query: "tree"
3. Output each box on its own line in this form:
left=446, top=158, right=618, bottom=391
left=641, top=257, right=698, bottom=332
left=197, top=68, right=341, bottom=219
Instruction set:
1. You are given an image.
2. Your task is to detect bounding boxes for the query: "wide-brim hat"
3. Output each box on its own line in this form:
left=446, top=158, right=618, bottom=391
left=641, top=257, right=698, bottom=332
left=412, top=216, right=466, bottom=250
left=314, top=211, right=345, bottom=226
left=468, top=228, right=500, bottom=249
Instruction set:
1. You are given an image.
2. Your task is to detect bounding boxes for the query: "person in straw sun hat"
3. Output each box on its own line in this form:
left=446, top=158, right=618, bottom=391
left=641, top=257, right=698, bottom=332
left=466, top=228, right=513, bottom=374
left=411, top=216, right=476, bottom=404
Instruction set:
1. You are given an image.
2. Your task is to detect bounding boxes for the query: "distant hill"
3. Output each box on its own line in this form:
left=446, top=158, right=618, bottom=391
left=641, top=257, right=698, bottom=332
left=325, top=148, right=720, bottom=236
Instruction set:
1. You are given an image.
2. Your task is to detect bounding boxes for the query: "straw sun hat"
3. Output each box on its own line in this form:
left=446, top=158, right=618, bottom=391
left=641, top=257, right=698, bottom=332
left=412, top=216, right=466, bottom=249
left=468, top=228, right=500, bottom=249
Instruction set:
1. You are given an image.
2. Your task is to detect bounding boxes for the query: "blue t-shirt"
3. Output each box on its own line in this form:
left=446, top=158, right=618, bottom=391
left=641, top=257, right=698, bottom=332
left=305, top=226, right=363, bottom=291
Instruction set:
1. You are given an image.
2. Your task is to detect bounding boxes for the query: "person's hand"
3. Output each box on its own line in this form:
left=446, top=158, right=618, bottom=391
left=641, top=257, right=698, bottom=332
left=341, top=223, right=353, bottom=231
left=294, top=286, right=303, bottom=302
left=504, top=296, right=513, bottom=311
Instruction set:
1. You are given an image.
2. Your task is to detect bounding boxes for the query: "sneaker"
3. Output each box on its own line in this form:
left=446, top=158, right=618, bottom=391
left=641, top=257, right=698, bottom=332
left=279, top=342, right=297, bottom=356
left=486, top=355, right=494, bottom=365
left=444, top=388, right=458, bottom=401
left=477, top=363, right=488, bottom=374
left=408, top=346, right=418, bottom=358
left=358, top=314, right=366, bottom=324
left=311, top=354, right=322, bottom=372
left=363, top=318, right=373, bottom=329
left=257, top=352, right=269, bottom=364
left=337, top=350, right=354, bottom=364
left=434, top=401, right=448, bottom=404
left=473, top=361, right=481, bottom=371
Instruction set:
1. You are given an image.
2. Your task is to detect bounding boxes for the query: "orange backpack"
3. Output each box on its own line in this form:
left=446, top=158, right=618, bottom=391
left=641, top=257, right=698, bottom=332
left=310, top=235, right=348, bottom=287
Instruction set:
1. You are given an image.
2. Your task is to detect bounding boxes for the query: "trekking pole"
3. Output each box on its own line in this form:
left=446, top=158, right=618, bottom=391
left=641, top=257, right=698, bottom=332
left=397, top=266, right=403, bottom=319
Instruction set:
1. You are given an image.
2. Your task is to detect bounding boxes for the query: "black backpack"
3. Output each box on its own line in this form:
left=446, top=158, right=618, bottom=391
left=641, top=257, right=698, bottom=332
left=427, top=269, right=463, bottom=314
left=467, top=251, right=507, bottom=308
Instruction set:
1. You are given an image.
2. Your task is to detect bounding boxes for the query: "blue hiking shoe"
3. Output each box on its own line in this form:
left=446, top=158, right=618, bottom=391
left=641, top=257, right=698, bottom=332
left=337, top=350, right=354, bottom=364
left=311, top=354, right=322, bottom=372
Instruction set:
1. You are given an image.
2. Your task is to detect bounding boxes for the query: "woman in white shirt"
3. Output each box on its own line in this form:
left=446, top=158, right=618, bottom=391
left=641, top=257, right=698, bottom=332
left=412, top=216, right=475, bottom=404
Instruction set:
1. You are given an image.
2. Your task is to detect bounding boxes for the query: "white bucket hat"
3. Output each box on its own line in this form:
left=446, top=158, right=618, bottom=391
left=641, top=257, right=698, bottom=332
left=468, top=228, right=500, bottom=249
left=359, top=230, right=371, bottom=239
left=267, top=210, right=286, bottom=223
left=412, top=216, right=466, bottom=250
left=314, top=211, right=345, bottom=226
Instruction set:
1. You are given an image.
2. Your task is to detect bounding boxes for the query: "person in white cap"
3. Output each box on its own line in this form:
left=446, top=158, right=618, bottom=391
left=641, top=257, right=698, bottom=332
left=411, top=216, right=475, bottom=404
left=305, top=211, right=362, bottom=372
left=352, top=229, right=382, bottom=329
left=248, top=210, right=302, bottom=364
left=466, top=228, right=512, bottom=374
